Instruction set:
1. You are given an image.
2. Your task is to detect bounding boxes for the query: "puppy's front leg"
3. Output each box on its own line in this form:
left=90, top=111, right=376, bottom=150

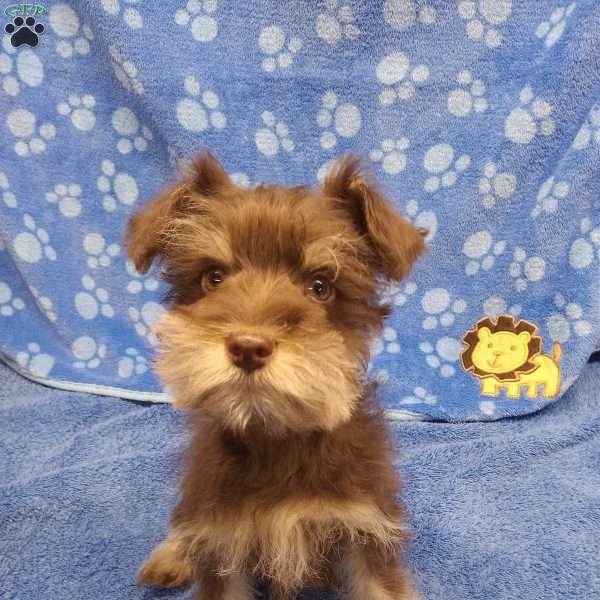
left=138, top=529, right=193, bottom=588
left=196, top=570, right=254, bottom=600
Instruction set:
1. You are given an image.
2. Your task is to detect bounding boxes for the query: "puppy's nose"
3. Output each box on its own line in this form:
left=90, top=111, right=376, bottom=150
left=226, top=334, right=274, bottom=373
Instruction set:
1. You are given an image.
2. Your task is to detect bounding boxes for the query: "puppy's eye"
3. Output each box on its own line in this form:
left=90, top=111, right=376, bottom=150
left=203, top=268, right=226, bottom=291
left=307, top=277, right=334, bottom=302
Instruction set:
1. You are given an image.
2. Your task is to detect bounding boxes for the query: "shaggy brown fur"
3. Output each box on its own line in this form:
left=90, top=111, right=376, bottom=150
left=128, top=151, right=425, bottom=599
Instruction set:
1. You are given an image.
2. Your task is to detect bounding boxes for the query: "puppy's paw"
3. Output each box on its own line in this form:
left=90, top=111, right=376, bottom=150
left=138, top=539, right=193, bottom=588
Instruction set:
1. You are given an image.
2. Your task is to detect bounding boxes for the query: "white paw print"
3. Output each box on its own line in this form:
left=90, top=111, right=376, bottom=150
left=126, top=260, right=160, bottom=294
left=483, top=295, right=522, bottom=319
left=30, top=286, right=58, bottom=322
left=399, top=386, right=437, bottom=406
left=531, top=176, right=569, bottom=218
left=405, top=199, right=437, bottom=242
left=48, top=4, right=94, bottom=58
left=0, top=281, right=25, bottom=316
left=0, top=48, right=43, bottom=96
left=458, top=0, right=512, bottom=48
left=7, top=108, right=56, bottom=156
left=75, top=274, right=115, bottom=319
left=505, top=85, right=555, bottom=144
left=57, top=94, right=96, bottom=132
left=547, top=293, right=592, bottom=343
left=421, top=288, right=467, bottom=330
left=177, top=76, right=226, bottom=132
left=371, top=326, right=401, bottom=357
left=315, top=0, right=360, bottom=44
left=419, top=337, right=462, bottom=377
left=317, top=91, right=361, bottom=150
left=175, top=0, right=218, bottom=42
left=376, top=52, right=429, bottom=105
left=118, top=347, right=149, bottom=377
left=383, top=0, right=436, bottom=30
left=369, top=137, right=410, bottom=175
left=230, top=172, right=250, bottom=187
left=535, top=2, right=576, bottom=48
left=0, top=171, right=17, bottom=208
left=448, top=69, right=487, bottom=117
left=381, top=280, right=418, bottom=307
left=72, top=335, right=106, bottom=369
left=255, top=111, right=294, bottom=156
left=129, top=302, right=165, bottom=347
left=100, top=0, right=143, bottom=29
left=510, top=248, right=546, bottom=291
left=479, top=162, right=517, bottom=208
left=16, top=343, right=54, bottom=377
left=13, top=214, right=57, bottom=263
left=109, top=45, right=143, bottom=95
left=46, top=182, right=82, bottom=218
left=463, top=230, right=506, bottom=275
left=572, top=104, right=600, bottom=150
left=83, top=233, right=120, bottom=269
left=479, top=400, right=496, bottom=416
left=112, top=107, right=152, bottom=153
left=259, top=26, right=302, bottom=72
left=423, top=143, right=470, bottom=193
left=97, top=159, right=139, bottom=212
left=569, top=217, right=600, bottom=270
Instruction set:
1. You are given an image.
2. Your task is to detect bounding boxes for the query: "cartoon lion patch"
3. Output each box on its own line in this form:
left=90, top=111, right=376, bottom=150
left=460, top=315, right=561, bottom=399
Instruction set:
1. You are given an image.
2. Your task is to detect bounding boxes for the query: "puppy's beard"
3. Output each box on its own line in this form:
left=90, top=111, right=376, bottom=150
left=154, top=313, right=363, bottom=433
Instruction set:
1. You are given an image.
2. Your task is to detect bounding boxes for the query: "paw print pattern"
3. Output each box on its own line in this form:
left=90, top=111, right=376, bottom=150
left=547, top=293, right=592, bottom=344
left=0, top=48, right=43, bottom=96
left=479, top=162, right=517, bottom=208
left=83, top=233, right=120, bottom=269
left=376, top=52, right=429, bottom=106
left=0, top=172, right=17, bottom=208
left=72, top=336, right=106, bottom=369
left=177, top=76, right=226, bottom=132
left=30, top=286, right=58, bottom=322
left=369, top=138, right=410, bottom=175
left=381, top=280, right=418, bottom=307
left=126, top=260, right=160, bottom=294
left=531, top=176, right=569, bottom=218
left=57, top=94, right=96, bottom=132
left=97, top=160, right=139, bottom=212
left=535, top=3, right=576, bottom=48
left=463, top=231, right=506, bottom=275
left=419, top=337, right=463, bottom=378
left=371, top=326, right=401, bottom=357
left=421, top=288, right=467, bottom=330
left=175, top=0, right=218, bottom=42
left=118, top=347, right=149, bottom=377
left=483, top=295, right=522, bottom=319
left=448, top=69, right=487, bottom=117
left=7, top=108, right=56, bottom=156
left=458, top=0, right=512, bottom=48
left=0, top=281, right=25, bottom=316
left=255, top=112, right=294, bottom=156
left=505, top=85, right=555, bottom=144
left=75, top=275, right=115, bottom=319
left=572, top=104, right=600, bottom=150
left=46, top=183, right=82, bottom=218
left=315, top=0, right=360, bottom=44
left=405, top=199, right=437, bottom=242
left=100, top=0, right=143, bottom=29
left=423, top=144, right=470, bottom=193
left=129, top=302, right=166, bottom=347
left=5, top=16, right=45, bottom=47
left=569, top=217, right=600, bottom=270
left=509, top=247, right=546, bottom=291
left=317, top=91, right=361, bottom=150
left=479, top=401, right=496, bottom=416
left=48, top=4, right=93, bottom=58
left=13, top=214, right=57, bottom=263
left=383, top=0, right=436, bottom=30
left=16, top=343, right=54, bottom=377
left=259, top=26, right=302, bottom=72
left=399, top=386, right=437, bottom=406
left=230, top=172, right=250, bottom=187
left=109, top=45, right=143, bottom=95
left=112, top=107, right=152, bottom=153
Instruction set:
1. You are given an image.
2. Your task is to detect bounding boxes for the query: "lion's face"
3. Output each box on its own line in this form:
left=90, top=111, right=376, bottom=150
left=471, top=327, right=531, bottom=374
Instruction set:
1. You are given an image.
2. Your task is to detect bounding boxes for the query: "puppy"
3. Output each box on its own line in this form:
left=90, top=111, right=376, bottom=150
left=128, top=152, right=425, bottom=600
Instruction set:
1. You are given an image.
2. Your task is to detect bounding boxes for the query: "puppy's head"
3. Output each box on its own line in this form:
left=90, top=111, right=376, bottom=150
left=127, top=152, right=424, bottom=433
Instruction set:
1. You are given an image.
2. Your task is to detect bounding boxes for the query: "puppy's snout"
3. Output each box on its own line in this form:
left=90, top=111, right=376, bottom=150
left=226, top=334, right=274, bottom=373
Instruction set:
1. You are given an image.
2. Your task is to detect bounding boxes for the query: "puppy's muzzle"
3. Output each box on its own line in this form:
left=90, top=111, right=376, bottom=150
left=226, top=334, right=274, bottom=373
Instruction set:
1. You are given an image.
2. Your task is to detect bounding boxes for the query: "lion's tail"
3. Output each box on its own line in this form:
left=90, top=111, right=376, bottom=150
left=552, top=342, right=562, bottom=364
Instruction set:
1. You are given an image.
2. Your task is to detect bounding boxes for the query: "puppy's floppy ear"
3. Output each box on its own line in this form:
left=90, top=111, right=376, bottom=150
left=323, top=155, right=425, bottom=280
left=125, top=152, right=232, bottom=273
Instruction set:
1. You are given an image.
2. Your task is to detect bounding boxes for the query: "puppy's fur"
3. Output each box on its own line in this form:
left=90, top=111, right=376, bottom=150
left=128, top=152, right=425, bottom=599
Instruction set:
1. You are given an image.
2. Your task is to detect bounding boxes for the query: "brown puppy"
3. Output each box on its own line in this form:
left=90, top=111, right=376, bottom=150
left=128, top=152, right=425, bottom=600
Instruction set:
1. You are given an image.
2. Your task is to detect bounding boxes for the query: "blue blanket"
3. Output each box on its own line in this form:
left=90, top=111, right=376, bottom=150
left=1, top=359, right=600, bottom=599
left=1, top=1, right=600, bottom=421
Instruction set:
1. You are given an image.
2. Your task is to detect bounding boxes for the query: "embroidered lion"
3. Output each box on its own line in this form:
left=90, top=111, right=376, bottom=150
left=460, top=315, right=561, bottom=399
